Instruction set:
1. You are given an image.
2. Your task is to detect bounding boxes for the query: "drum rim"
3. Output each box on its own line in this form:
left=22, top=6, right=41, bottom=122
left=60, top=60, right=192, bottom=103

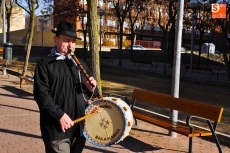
left=83, top=97, right=129, bottom=147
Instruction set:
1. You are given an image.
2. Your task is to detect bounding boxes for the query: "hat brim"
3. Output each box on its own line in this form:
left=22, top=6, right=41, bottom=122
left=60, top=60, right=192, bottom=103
left=51, top=29, right=82, bottom=40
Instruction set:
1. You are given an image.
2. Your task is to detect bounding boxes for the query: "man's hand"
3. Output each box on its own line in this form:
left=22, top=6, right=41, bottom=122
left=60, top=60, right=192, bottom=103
left=85, top=77, right=97, bottom=92
left=59, top=113, right=74, bottom=132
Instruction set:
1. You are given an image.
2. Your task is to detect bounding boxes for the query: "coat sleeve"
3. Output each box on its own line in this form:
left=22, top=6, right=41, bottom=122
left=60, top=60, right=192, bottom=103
left=33, top=59, right=64, bottom=120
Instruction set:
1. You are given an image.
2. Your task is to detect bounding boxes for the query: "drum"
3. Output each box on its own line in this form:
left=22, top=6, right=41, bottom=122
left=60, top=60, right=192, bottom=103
left=83, top=97, right=133, bottom=147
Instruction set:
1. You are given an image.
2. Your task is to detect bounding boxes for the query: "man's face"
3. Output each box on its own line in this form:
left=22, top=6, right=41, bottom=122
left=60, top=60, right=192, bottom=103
left=54, top=34, right=76, bottom=55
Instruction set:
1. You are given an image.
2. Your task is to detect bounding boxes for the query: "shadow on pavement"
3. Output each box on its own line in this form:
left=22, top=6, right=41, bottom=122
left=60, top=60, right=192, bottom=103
left=118, top=136, right=161, bottom=152
left=0, top=128, right=41, bottom=139
left=1, top=85, right=33, bottom=99
left=0, top=103, right=38, bottom=113
left=7, top=69, right=21, bottom=77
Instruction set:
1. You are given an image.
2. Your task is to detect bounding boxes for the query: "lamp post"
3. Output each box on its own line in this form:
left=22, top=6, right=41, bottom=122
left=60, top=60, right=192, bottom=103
left=189, top=0, right=199, bottom=77
left=40, top=8, right=46, bottom=50
left=206, top=14, right=211, bottom=67
left=80, top=8, right=87, bottom=61
left=2, top=0, right=6, bottom=44
left=97, top=8, right=105, bottom=54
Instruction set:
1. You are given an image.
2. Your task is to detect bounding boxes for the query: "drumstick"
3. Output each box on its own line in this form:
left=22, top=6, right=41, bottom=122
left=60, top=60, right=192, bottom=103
left=73, top=111, right=99, bottom=124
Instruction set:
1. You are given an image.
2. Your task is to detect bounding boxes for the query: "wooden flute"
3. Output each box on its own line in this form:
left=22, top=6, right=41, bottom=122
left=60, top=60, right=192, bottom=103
left=68, top=49, right=95, bottom=88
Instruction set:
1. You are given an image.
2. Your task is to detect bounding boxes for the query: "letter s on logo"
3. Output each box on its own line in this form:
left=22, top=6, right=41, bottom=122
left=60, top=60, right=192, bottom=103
left=212, top=4, right=220, bottom=13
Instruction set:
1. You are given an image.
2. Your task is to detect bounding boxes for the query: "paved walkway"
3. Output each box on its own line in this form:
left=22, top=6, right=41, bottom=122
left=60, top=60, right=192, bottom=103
left=0, top=59, right=230, bottom=152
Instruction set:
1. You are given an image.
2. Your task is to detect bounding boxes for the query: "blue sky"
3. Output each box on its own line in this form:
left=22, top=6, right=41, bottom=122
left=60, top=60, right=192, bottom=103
left=20, top=0, right=48, bottom=16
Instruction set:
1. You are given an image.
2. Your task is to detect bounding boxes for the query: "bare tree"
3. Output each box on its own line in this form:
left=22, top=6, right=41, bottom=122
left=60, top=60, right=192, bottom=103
left=216, top=16, right=230, bottom=81
left=153, top=0, right=178, bottom=73
left=5, top=0, right=13, bottom=42
left=78, top=5, right=88, bottom=61
left=183, top=0, right=230, bottom=80
left=107, top=0, right=133, bottom=67
left=128, top=0, right=146, bottom=61
left=15, top=0, right=39, bottom=79
left=43, top=0, right=81, bottom=26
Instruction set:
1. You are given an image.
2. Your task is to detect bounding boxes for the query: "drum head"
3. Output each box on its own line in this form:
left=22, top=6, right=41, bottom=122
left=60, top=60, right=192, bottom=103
left=83, top=98, right=127, bottom=147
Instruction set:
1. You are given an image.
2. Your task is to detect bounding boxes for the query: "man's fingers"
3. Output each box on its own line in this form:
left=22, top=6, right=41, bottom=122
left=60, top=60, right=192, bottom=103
left=59, top=113, right=75, bottom=133
left=62, top=126, right=66, bottom=133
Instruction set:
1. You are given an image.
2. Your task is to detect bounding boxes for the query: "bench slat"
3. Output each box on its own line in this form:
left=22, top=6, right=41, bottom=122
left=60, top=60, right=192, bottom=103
left=133, top=111, right=212, bottom=137
left=133, top=60, right=158, bottom=71
left=185, top=65, right=212, bottom=72
left=0, top=59, right=8, bottom=66
left=132, top=89, right=223, bottom=122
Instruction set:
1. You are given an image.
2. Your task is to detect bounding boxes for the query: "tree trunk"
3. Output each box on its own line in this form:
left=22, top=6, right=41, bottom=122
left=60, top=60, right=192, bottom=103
left=118, top=23, right=124, bottom=67
left=82, top=17, right=87, bottom=62
left=6, top=15, right=10, bottom=42
left=130, top=26, right=134, bottom=61
left=87, top=0, right=102, bottom=95
left=163, top=31, right=168, bottom=73
left=6, top=2, right=13, bottom=42
left=221, top=28, right=230, bottom=81
left=83, top=30, right=87, bottom=61
left=197, top=31, right=204, bottom=66
left=22, top=9, right=36, bottom=80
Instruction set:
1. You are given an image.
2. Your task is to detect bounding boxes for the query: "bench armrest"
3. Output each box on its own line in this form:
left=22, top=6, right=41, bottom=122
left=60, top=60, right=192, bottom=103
left=151, top=62, right=158, bottom=66
left=212, top=69, right=220, bottom=75
left=186, top=115, right=218, bottom=132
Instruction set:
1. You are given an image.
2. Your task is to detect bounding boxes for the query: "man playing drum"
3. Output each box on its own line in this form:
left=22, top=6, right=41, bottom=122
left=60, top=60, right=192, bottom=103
left=33, top=21, right=98, bottom=153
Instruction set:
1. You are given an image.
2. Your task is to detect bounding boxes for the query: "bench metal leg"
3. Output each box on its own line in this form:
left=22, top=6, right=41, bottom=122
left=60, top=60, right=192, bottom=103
left=209, top=74, right=213, bottom=80
left=188, top=126, right=194, bottom=153
left=209, top=74, right=219, bottom=81
left=183, top=70, right=188, bottom=76
left=130, top=99, right=138, bottom=125
left=207, top=121, right=222, bottom=153
left=138, top=64, right=141, bottom=69
left=134, top=117, right=137, bottom=126
left=132, top=63, right=136, bottom=68
left=20, top=78, right=22, bottom=89
left=150, top=65, right=158, bottom=72
left=188, top=137, right=193, bottom=153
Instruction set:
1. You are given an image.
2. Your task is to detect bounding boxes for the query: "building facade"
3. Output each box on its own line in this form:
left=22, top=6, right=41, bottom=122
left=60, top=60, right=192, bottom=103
left=0, top=6, right=25, bottom=33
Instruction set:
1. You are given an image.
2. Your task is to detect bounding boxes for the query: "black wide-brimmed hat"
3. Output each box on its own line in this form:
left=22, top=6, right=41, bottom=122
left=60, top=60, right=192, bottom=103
left=51, top=21, right=79, bottom=39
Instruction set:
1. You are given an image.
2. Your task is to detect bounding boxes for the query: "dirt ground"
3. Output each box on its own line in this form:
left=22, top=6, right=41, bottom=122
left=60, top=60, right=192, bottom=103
left=6, top=59, right=230, bottom=136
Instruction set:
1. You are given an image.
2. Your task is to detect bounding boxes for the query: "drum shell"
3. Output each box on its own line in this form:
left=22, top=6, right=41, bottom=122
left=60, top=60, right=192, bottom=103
left=83, top=97, right=133, bottom=147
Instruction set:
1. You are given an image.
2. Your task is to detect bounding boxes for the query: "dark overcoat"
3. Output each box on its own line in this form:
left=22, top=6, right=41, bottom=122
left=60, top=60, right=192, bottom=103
left=33, top=56, right=98, bottom=141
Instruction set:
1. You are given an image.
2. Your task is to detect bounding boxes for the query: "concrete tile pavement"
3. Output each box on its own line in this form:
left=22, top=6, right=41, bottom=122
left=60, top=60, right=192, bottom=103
left=0, top=61, right=230, bottom=153
left=0, top=75, right=230, bottom=153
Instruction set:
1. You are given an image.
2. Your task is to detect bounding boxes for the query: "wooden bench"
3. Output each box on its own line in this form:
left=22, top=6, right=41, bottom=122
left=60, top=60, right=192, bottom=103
left=101, top=56, right=114, bottom=65
left=18, top=69, right=34, bottom=88
left=133, top=60, right=158, bottom=72
left=131, top=88, right=224, bottom=153
left=0, top=47, right=3, bottom=53
left=0, top=59, right=9, bottom=77
left=184, top=65, right=220, bottom=80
